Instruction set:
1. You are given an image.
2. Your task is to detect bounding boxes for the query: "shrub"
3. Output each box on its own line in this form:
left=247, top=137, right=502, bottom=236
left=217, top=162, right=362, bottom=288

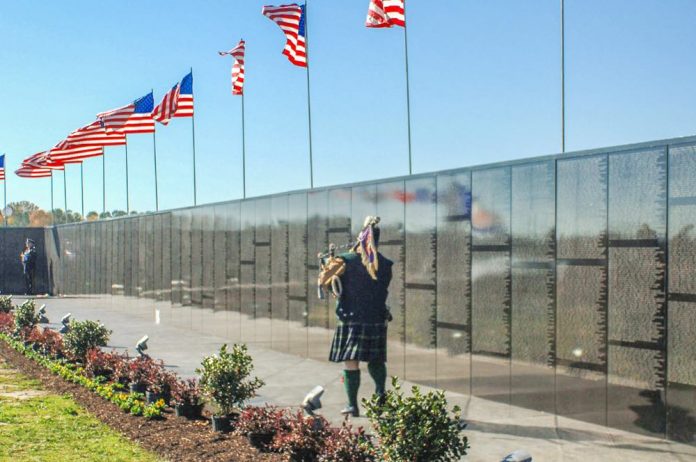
left=14, top=299, right=39, bottom=335
left=271, top=411, right=330, bottom=462
left=170, top=378, right=204, bottom=406
left=0, top=312, right=14, bottom=334
left=27, top=327, right=64, bottom=358
left=318, top=422, right=375, bottom=462
left=0, top=295, right=13, bottom=313
left=63, top=319, right=111, bottom=361
left=235, top=405, right=290, bottom=436
left=196, top=344, right=264, bottom=416
left=146, top=365, right=177, bottom=395
left=363, top=377, right=469, bottom=462
left=84, top=348, right=128, bottom=380
left=127, top=356, right=158, bottom=386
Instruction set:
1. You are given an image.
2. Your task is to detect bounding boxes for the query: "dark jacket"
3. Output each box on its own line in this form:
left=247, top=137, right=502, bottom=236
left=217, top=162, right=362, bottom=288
left=335, top=251, right=393, bottom=324
left=23, top=248, right=37, bottom=273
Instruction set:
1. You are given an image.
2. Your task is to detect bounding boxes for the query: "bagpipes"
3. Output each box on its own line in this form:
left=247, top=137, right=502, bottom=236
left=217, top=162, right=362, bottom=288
left=316, top=242, right=355, bottom=300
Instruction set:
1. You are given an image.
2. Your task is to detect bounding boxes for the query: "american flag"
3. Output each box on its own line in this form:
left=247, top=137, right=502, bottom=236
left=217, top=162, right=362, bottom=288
left=48, top=140, right=104, bottom=164
left=152, top=84, right=180, bottom=125
left=97, top=92, right=156, bottom=134
left=173, top=72, right=194, bottom=118
left=219, top=40, right=245, bottom=95
left=23, top=151, right=64, bottom=170
left=366, top=0, right=405, bottom=28
left=66, top=120, right=127, bottom=147
left=0, top=154, right=5, bottom=181
left=15, top=165, right=53, bottom=178
left=262, top=4, right=307, bottom=67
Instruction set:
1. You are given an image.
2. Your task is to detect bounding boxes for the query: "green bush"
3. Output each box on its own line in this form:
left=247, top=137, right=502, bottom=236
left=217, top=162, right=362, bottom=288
left=63, top=319, right=111, bottom=361
left=14, top=299, right=39, bottom=334
left=364, top=377, right=469, bottom=462
left=0, top=295, right=13, bottom=313
left=197, top=343, right=264, bottom=416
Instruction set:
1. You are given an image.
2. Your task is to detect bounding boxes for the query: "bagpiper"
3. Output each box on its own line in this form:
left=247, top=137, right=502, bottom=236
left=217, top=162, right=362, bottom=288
left=322, top=216, right=393, bottom=417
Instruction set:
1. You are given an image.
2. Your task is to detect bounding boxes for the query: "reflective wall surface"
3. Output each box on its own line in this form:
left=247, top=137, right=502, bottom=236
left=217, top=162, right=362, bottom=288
left=39, top=138, right=696, bottom=444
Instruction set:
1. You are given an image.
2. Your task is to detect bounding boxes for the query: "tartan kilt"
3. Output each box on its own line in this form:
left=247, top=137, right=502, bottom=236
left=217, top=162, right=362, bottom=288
left=329, top=321, right=388, bottom=363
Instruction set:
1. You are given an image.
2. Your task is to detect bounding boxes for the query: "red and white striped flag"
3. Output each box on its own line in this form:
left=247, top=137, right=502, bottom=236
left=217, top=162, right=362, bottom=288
left=0, top=155, right=5, bottom=181
left=366, top=0, right=405, bottom=28
left=97, top=92, right=155, bottom=134
left=23, top=151, right=64, bottom=170
left=262, top=4, right=307, bottom=67
left=48, top=140, right=104, bottom=164
left=152, top=72, right=194, bottom=125
left=66, top=121, right=127, bottom=147
left=15, top=165, right=53, bottom=178
left=219, top=40, right=245, bottom=95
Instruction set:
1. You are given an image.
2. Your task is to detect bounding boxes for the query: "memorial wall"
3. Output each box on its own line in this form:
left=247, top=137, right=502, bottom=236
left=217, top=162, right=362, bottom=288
left=38, top=137, right=696, bottom=443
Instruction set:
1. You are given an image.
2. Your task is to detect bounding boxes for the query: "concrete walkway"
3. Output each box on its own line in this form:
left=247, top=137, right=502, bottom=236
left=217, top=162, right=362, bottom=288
left=19, top=295, right=696, bottom=462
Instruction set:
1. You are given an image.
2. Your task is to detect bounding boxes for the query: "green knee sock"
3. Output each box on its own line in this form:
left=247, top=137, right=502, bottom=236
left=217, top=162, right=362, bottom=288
left=343, top=370, right=361, bottom=408
left=367, top=361, right=387, bottom=396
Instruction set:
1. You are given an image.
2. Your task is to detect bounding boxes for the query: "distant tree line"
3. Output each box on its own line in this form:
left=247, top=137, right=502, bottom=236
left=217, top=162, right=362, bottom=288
left=0, top=201, right=146, bottom=227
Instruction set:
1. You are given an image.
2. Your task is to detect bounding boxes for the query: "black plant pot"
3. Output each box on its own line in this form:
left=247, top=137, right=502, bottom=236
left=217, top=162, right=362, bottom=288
left=129, top=382, right=147, bottom=394
left=211, top=415, right=232, bottom=433
left=248, top=432, right=275, bottom=451
left=175, top=403, right=204, bottom=419
left=145, top=391, right=164, bottom=404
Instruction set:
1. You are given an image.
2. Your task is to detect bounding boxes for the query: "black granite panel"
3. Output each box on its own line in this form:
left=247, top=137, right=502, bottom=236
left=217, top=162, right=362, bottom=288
left=287, top=192, right=308, bottom=357
left=271, top=195, right=290, bottom=351
left=240, top=200, right=256, bottom=343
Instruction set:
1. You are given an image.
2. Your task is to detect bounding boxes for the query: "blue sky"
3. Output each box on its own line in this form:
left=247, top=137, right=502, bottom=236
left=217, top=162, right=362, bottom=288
left=1, top=0, right=695, bottom=214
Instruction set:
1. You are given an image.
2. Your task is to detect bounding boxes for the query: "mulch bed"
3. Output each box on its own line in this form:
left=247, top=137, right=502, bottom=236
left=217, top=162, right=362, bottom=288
left=0, top=341, right=286, bottom=462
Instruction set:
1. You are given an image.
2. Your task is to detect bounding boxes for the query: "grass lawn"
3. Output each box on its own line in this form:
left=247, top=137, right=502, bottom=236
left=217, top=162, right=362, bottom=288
left=0, top=359, right=161, bottom=462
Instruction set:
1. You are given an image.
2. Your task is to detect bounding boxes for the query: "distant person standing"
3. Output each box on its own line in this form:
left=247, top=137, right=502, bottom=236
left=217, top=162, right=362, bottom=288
left=21, top=238, right=37, bottom=295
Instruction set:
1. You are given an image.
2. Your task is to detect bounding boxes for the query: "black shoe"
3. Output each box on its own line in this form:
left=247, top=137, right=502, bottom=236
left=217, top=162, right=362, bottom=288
left=340, top=405, right=359, bottom=417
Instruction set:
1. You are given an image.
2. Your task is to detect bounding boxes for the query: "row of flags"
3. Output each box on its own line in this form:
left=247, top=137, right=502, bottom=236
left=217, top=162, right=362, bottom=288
left=217, top=0, right=406, bottom=94
left=15, top=72, right=195, bottom=178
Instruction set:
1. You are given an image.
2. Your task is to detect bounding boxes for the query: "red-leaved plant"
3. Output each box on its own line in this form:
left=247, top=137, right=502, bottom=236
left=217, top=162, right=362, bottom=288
left=127, top=356, right=159, bottom=386
left=318, top=422, right=375, bottom=462
left=271, top=411, right=331, bottom=461
left=0, top=312, right=15, bottom=334
left=235, top=405, right=290, bottom=436
left=84, top=348, right=129, bottom=381
left=27, top=327, right=64, bottom=358
left=170, top=378, right=203, bottom=407
left=147, top=365, right=177, bottom=395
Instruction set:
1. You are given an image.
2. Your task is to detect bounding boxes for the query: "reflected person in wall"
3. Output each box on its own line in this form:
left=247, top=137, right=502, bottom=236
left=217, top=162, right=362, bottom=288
left=21, top=238, right=37, bottom=295
left=328, top=216, right=393, bottom=417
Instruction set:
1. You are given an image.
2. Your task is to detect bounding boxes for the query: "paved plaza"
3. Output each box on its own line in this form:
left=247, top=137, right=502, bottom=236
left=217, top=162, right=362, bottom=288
left=16, top=295, right=696, bottom=462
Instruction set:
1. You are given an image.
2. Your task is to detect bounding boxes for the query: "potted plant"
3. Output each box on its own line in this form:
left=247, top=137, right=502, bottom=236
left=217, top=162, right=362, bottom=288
left=85, top=348, right=128, bottom=381
left=0, top=312, right=15, bottom=335
left=271, top=411, right=330, bottom=461
left=318, top=422, right=375, bottom=462
left=235, top=405, right=289, bottom=451
left=14, top=300, right=39, bottom=340
left=363, top=377, right=469, bottom=462
left=0, top=295, right=13, bottom=314
left=196, top=344, right=265, bottom=432
left=127, top=356, right=154, bottom=394
left=62, top=319, right=111, bottom=362
left=171, top=378, right=204, bottom=419
left=146, top=366, right=176, bottom=404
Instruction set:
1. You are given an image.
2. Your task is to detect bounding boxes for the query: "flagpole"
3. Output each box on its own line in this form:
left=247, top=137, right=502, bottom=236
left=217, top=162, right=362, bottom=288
left=304, top=1, right=315, bottom=188
left=102, top=152, right=106, bottom=215
left=403, top=0, right=413, bottom=175
left=3, top=157, right=6, bottom=227
left=153, top=127, right=159, bottom=212
left=80, top=163, right=85, bottom=219
left=560, top=0, right=566, bottom=153
left=50, top=171, right=54, bottom=225
left=125, top=140, right=130, bottom=214
left=63, top=168, right=67, bottom=214
left=241, top=91, right=247, bottom=198
left=191, top=67, right=198, bottom=206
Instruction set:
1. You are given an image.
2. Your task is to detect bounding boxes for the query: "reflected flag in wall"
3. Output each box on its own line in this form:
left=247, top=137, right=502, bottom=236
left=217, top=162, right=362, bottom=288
left=366, top=0, right=405, bottom=28
left=0, top=154, right=4, bottom=180
left=219, top=40, right=245, bottom=95
left=97, top=92, right=156, bottom=134
left=262, top=4, right=307, bottom=67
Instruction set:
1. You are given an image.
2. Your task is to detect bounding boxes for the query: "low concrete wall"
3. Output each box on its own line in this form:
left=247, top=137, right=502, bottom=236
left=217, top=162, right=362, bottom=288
left=0, top=227, right=50, bottom=295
